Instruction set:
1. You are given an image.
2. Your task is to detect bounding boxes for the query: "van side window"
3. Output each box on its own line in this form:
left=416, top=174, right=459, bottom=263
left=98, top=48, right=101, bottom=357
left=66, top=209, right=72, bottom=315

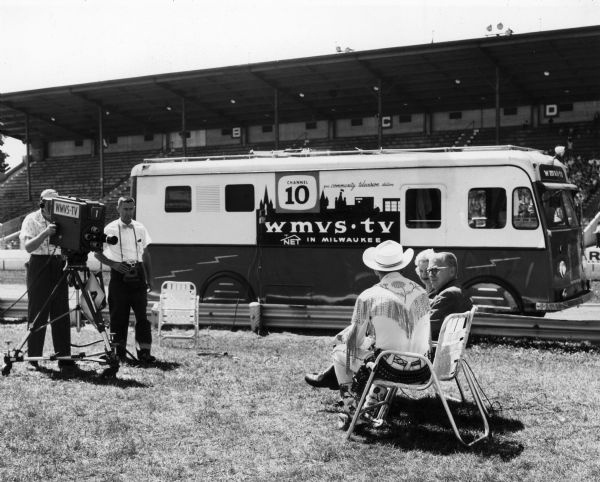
left=225, top=184, right=255, bottom=212
left=468, top=188, right=506, bottom=229
left=512, top=187, right=539, bottom=229
left=406, top=188, right=441, bottom=228
left=165, top=186, right=192, bottom=212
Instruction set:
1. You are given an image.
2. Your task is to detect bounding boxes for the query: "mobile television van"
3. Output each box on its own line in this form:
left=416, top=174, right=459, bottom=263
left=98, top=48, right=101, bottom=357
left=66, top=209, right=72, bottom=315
left=130, top=145, right=591, bottom=327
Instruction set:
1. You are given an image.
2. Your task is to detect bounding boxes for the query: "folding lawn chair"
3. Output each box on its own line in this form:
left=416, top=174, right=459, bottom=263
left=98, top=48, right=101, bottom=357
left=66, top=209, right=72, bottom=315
left=346, top=307, right=490, bottom=446
left=156, top=281, right=200, bottom=348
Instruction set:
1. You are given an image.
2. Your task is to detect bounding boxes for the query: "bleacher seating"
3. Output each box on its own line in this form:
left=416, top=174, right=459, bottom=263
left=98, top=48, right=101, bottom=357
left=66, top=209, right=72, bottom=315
left=1, top=120, right=599, bottom=229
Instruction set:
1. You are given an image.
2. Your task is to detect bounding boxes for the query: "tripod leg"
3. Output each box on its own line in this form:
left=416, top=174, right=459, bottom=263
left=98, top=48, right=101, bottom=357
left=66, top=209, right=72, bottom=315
left=69, top=268, right=119, bottom=377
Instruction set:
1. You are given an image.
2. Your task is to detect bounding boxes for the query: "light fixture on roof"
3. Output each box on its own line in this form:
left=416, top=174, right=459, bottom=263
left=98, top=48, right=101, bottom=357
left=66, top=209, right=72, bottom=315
left=298, top=92, right=305, bottom=98
left=105, top=110, right=110, bottom=116
left=485, top=22, right=513, bottom=37
left=230, top=99, right=236, bottom=104
left=50, top=116, right=56, bottom=122
left=564, top=89, right=570, bottom=94
left=165, top=105, right=172, bottom=111
left=454, top=79, right=461, bottom=85
left=372, top=85, right=380, bottom=92
left=544, top=71, right=550, bottom=77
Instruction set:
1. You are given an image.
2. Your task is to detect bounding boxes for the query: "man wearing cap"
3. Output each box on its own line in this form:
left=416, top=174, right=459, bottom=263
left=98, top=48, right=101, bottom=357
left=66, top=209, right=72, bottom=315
left=94, top=196, right=155, bottom=364
left=19, top=188, right=75, bottom=373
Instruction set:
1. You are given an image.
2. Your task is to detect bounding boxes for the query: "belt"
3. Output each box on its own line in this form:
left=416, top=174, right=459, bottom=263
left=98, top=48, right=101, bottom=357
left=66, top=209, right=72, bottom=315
left=30, top=254, right=62, bottom=258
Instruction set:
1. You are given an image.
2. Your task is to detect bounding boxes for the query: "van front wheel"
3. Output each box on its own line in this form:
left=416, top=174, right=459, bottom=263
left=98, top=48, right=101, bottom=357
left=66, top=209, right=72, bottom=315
left=464, top=280, right=523, bottom=315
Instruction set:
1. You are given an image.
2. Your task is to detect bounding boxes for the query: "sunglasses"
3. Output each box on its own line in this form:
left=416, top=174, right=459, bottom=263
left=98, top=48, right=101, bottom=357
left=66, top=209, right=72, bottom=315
left=426, top=266, right=449, bottom=276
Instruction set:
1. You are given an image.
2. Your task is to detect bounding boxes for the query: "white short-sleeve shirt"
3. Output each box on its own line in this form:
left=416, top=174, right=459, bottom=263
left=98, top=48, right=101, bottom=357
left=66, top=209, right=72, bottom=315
left=102, top=219, right=151, bottom=263
left=19, top=210, right=62, bottom=255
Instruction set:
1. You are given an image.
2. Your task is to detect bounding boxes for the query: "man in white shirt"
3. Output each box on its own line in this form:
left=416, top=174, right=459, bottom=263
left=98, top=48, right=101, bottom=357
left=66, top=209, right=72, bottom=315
left=94, top=197, right=155, bottom=364
left=19, top=188, right=74, bottom=372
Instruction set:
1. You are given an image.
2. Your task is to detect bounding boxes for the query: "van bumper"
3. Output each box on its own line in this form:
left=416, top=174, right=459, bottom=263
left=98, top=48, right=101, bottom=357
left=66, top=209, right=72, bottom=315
left=535, top=290, right=593, bottom=311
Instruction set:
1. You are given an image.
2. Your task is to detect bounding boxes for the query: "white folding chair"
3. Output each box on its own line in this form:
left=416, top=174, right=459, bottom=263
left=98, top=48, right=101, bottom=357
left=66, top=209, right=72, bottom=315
left=346, top=307, right=490, bottom=446
left=156, top=281, right=200, bottom=348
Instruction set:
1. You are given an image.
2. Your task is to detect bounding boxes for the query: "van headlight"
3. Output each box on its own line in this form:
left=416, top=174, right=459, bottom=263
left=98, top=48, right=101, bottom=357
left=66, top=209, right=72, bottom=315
left=558, top=261, right=567, bottom=278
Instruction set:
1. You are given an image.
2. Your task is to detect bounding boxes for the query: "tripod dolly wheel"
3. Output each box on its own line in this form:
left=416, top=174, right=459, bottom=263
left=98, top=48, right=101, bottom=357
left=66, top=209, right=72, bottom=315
left=2, top=363, right=12, bottom=376
left=100, top=365, right=119, bottom=378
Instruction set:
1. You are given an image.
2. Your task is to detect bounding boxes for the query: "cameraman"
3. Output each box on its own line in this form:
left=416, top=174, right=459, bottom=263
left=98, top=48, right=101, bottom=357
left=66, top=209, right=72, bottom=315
left=94, top=196, right=156, bottom=364
left=19, top=188, right=76, bottom=373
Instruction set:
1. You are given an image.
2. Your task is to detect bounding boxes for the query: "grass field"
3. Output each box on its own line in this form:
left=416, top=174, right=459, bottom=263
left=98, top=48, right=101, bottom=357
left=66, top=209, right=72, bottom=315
left=0, top=324, right=598, bottom=482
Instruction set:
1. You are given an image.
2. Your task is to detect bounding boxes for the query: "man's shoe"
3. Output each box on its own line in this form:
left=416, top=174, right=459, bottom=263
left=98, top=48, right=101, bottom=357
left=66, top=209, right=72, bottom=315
left=58, top=362, right=81, bottom=376
left=137, top=351, right=156, bottom=364
left=304, top=365, right=339, bottom=390
left=26, top=361, right=40, bottom=372
left=119, top=355, right=136, bottom=366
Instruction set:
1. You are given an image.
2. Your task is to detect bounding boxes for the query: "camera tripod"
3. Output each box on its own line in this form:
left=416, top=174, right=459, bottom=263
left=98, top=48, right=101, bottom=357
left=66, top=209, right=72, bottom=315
left=1, top=254, right=120, bottom=377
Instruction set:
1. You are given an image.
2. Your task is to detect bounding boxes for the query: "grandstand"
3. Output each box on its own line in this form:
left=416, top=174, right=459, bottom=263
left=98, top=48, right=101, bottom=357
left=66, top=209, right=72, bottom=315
left=1, top=26, right=599, bottom=246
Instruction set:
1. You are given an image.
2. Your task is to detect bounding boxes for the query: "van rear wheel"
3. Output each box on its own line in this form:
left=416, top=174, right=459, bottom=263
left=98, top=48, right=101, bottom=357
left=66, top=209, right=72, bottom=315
left=199, top=271, right=255, bottom=303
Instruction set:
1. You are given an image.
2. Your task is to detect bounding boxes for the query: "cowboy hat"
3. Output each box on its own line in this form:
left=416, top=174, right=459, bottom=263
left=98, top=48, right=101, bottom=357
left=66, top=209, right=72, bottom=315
left=362, top=240, right=414, bottom=272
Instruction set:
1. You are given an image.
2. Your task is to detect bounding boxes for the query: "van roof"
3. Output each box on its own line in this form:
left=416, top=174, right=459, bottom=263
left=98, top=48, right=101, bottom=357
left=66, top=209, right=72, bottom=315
left=132, top=145, right=559, bottom=180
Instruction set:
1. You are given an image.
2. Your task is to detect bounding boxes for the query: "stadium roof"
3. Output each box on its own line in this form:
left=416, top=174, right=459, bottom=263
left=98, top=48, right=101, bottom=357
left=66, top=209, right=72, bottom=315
left=1, top=25, right=599, bottom=143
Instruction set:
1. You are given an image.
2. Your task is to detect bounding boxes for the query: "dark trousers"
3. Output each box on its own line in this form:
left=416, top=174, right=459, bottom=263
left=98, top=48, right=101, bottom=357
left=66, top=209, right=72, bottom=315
left=26, top=255, right=71, bottom=359
left=108, top=267, right=152, bottom=356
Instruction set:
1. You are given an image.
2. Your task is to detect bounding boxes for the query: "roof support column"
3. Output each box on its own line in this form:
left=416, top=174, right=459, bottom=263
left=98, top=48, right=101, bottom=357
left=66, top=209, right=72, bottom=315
left=98, top=106, right=104, bottom=198
left=274, top=88, right=279, bottom=150
left=25, top=114, right=31, bottom=201
left=495, top=66, right=500, bottom=145
left=424, top=111, right=432, bottom=135
left=328, top=119, right=337, bottom=140
left=377, top=79, right=383, bottom=148
left=181, top=97, right=187, bottom=158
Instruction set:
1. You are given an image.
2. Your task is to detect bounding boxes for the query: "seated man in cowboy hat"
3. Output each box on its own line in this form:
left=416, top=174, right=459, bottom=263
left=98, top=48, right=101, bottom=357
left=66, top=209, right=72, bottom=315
left=306, top=240, right=432, bottom=415
left=305, top=243, right=434, bottom=391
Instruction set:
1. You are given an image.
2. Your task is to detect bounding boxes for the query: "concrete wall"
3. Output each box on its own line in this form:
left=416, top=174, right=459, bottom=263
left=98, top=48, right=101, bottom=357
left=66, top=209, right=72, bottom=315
left=48, top=139, right=94, bottom=157
left=105, top=134, right=164, bottom=152
left=205, top=128, right=243, bottom=146
left=280, top=120, right=329, bottom=141
left=168, top=130, right=207, bottom=149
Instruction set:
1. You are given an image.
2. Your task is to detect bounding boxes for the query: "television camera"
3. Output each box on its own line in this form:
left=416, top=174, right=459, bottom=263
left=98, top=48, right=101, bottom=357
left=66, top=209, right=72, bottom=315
left=1, top=196, right=121, bottom=377
left=43, top=195, right=118, bottom=263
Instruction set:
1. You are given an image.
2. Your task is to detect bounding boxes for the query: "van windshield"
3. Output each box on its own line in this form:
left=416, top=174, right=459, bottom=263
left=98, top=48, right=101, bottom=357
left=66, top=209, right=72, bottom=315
left=540, top=187, right=579, bottom=228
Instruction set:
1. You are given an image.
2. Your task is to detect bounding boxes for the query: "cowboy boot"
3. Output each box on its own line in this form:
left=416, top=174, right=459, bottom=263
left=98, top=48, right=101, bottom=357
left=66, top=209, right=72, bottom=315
left=304, top=364, right=340, bottom=390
